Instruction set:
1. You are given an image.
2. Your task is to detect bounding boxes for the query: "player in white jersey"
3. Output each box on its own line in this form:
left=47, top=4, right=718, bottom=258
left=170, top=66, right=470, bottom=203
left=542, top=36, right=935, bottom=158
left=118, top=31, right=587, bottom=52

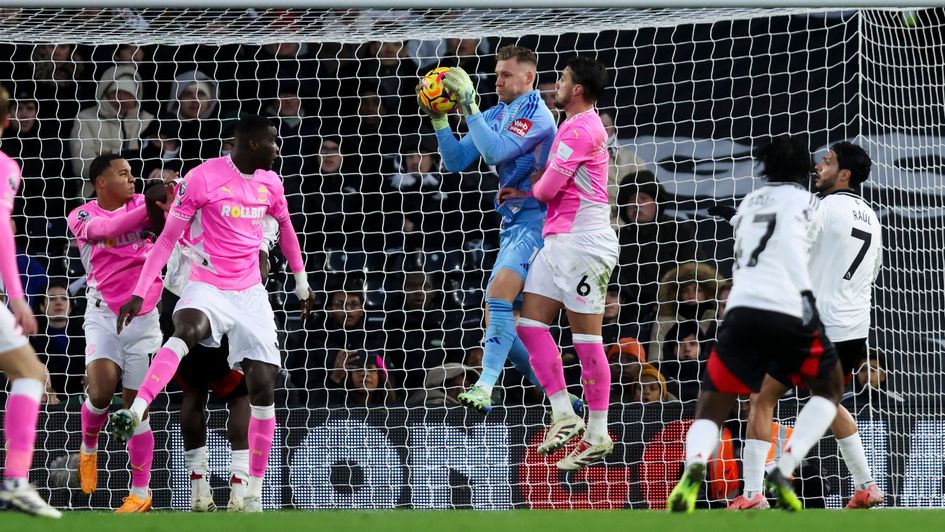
left=730, top=141, right=885, bottom=510
left=668, top=136, right=845, bottom=513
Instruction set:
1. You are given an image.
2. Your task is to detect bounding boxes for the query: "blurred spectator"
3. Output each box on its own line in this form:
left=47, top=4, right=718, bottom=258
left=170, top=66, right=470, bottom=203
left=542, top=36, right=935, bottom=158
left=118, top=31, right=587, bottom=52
left=616, top=170, right=702, bottom=322
left=71, top=64, right=154, bottom=184
left=632, top=363, right=677, bottom=403
left=163, top=70, right=224, bottom=171
left=602, top=284, right=636, bottom=348
left=384, top=270, right=464, bottom=391
left=340, top=86, right=401, bottom=176
left=716, top=279, right=733, bottom=320
left=600, top=111, right=647, bottom=228
left=124, top=119, right=182, bottom=185
left=608, top=337, right=646, bottom=403
left=842, top=351, right=902, bottom=408
left=657, top=320, right=707, bottom=402
left=351, top=40, right=421, bottom=132
left=4, top=219, right=48, bottom=308
left=409, top=362, right=480, bottom=407
left=537, top=80, right=560, bottom=123
left=328, top=350, right=399, bottom=408
left=263, top=77, right=320, bottom=179
left=29, top=280, right=85, bottom=399
left=639, top=261, right=721, bottom=362
left=28, top=44, right=92, bottom=135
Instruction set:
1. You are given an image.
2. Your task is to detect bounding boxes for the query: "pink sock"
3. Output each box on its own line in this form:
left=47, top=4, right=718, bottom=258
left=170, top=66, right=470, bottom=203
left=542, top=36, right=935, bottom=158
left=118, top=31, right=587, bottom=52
left=4, top=379, right=42, bottom=480
left=81, top=400, right=109, bottom=450
left=127, top=419, right=154, bottom=489
left=517, top=321, right=567, bottom=396
left=136, top=343, right=186, bottom=405
left=248, top=405, right=276, bottom=479
left=573, top=339, right=611, bottom=411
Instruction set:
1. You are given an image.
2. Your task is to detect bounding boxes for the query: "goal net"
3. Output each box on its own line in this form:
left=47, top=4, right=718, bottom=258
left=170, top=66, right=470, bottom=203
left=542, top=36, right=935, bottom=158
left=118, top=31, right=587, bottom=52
left=0, top=5, right=942, bottom=510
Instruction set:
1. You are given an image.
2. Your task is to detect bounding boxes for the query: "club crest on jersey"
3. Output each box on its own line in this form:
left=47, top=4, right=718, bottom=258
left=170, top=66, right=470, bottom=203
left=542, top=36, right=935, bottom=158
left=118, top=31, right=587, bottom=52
left=77, top=210, right=90, bottom=222
left=221, top=205, right=265, bottom=219
left=507, top=118, right=533, bottom=138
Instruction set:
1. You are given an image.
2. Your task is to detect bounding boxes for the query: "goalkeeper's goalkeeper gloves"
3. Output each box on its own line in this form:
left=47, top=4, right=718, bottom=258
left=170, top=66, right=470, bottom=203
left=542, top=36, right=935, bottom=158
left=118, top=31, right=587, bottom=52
left=800, top=290, right=822, bottom=330
left=442, top=67, right=480, bottom=116
left=415, top=83, right=449, bottom=130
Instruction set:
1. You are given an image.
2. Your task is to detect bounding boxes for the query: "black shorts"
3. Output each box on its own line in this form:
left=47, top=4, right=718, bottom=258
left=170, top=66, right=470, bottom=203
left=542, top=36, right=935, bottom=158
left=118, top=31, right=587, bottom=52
left=160, top=289, right=247, bottom=401
left=704, top=307, right=839, bottom=394
left=771, top=337, right=865, bottom=387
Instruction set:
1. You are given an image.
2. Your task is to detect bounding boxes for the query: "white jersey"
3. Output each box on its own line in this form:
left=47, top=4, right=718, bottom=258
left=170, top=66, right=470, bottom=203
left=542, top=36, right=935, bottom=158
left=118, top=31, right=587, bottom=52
left=727, top=182, right=822, bottom=319
left=164, top=214, right=279, bottom=297
left=809, top=191, right=882, bottom=342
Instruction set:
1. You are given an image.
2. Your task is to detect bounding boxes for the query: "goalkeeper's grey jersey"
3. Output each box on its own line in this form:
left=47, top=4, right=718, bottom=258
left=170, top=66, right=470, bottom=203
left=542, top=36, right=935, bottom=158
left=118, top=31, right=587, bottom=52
left=809, top=190, right=883, bottom=342
left=726, top=182, right=822, bottom=319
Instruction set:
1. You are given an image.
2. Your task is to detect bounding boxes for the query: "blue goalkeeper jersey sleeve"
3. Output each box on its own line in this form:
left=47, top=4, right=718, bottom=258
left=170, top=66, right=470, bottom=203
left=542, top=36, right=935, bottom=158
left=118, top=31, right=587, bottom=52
left=466, top=89, right=557, bottom=224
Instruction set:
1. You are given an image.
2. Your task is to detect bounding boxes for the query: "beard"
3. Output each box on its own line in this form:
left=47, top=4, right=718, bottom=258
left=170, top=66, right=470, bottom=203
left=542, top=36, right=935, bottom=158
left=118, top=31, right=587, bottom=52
left=554, top=92, right=569, bottom=109
left=815, top=174, right=836, bottom=193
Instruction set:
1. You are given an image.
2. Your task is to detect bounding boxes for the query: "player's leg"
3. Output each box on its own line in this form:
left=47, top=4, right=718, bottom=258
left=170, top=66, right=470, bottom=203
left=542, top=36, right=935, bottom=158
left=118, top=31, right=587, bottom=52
left=115, top=387, right=154, bottom=513
left=225, top=393, right=251, bottom=511
left=730, top=379, right=788, bottom=510
left=0, top=342, right=62, bottom=518
left=180, top=387, right=215, bottom=512
left=80, top=358, right=122, bottom=495
left=241, top=359, right=279, bottom=513
left=110, top=307, right=212, bottom=441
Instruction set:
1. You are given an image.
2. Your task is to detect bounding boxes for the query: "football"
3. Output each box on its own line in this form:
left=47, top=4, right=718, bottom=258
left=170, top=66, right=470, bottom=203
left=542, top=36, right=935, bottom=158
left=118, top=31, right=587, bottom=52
left=418, top=67, right=458, bottom=114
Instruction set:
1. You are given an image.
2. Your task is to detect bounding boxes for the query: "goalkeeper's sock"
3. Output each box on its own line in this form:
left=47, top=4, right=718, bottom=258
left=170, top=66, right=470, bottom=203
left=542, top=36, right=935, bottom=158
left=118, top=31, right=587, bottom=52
left=128, top=418, right=154, bottom=495
left=743, top=439, right=769, bottom=498
left=778, top=396, right=837, bottom=477
left=3, top=378, right=42, bottom=481
left=81, top=398, right=109, bottom=453
left=685, top=419, right=720, bottom=467
left=517, top=319, right=567, bottom=403
left=476, top=298, right=518, bottom=393
left=837, top=432, right=874, bottom=490
left=185, top=446, right=208, bottom=478
left=248, top=404, right=276, bottom=496
left=507, top=336, right=544, bottom=392
left=131, top=338, right=189, bottom=418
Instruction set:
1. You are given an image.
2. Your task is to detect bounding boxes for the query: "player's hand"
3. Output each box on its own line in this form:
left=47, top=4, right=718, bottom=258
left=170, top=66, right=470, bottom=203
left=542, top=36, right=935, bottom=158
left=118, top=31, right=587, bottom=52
left=117, top=296, right=144, bottom=334
left=299, top=288, right=316, bottom=320
left=442, top=67, right=480, bottom=116
left=498, top=187, right=529, bottom=203
left=800, top=290, right=821, bottom=330
left=415, top=84, right=449, bottom=130
left=9, top=297, right=37, bottom=336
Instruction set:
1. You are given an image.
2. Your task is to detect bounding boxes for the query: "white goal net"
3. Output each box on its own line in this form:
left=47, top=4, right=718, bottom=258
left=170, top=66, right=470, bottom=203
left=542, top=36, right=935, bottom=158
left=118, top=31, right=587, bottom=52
left=0, top=5, right=942, bottom=510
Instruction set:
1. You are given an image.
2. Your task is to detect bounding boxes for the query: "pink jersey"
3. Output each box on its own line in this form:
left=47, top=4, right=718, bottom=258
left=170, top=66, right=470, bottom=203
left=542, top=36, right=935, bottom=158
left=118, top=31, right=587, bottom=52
left=133, top=155, right=304, bottom=297
left=0, top=152, right=24, bottom=301
left=68, top=194, right=162, bottom=314
left=531, top=108, right=611, bottom=236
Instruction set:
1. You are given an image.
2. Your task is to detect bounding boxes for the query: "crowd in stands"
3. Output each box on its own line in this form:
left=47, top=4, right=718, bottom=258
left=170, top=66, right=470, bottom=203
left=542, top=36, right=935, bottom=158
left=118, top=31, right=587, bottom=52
left=0, top=36, right=883, bottom=413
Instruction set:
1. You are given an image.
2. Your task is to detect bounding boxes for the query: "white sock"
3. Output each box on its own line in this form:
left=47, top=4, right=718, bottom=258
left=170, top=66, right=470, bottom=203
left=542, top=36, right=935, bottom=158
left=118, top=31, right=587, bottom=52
left=474, top=382, right=494, bottom=396
left=231, top=449, right=250, bottom=483
left=743, top=439, right=769, bottom=498
left=778, top=396, right=837, bottom=477
left=837, top=432, right=874, bottom=490
left=185, top=446, right=208, bottom=477
left=130, top=485, right=149, bottom=498
left=130, top=397, right=148, bottom=420
left=248, top=476, right=264, bottom=498
left=548, top=390, right=574, bottom=421
left=685, top=419, right=720, bottom=466
left=585, top=410, right=609, bottom=444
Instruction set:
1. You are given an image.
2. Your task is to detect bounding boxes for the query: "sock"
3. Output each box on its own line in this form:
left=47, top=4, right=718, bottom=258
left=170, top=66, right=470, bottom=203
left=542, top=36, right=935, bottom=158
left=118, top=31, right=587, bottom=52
left=778, top=396, right=837, bottom=477
left=80, top=399, right=109, bottom=453
left=837, top=432, right=874, bottom=490
left=132, top=338, right=189, bottom=418
left=685, top=419, right=720, bottom=467
left=128, top=417, right=153, bottom=496
left=743, top=439, right=769, bottom=498
left=573, top=337, right=609, bottom=411
left=185, top=446, right=208, bottom=477
left=547, top=390, right=574, bottom=421
left=586, top=410, right=609, bottom=444
left=231, top=449, right=250, bottom=483
left=248, top=404, right=276, bottom=496
left=477, top=298, right=519, bottom=391
left=517, top=318, right=566, bottom=401
left=507, top=336, right=544, bottom=392
left=3, top=378, right=43, bottom=480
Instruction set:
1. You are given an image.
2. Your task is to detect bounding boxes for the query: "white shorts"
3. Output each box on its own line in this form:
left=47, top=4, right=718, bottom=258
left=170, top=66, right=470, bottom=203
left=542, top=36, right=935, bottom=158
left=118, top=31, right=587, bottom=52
left=524, top=229, right=619, bottom=314
left=84, top=302, right=162, bottom=389
left=0, top=305, right=29, bottom=353
left=175, top=282, right=280, bottom=368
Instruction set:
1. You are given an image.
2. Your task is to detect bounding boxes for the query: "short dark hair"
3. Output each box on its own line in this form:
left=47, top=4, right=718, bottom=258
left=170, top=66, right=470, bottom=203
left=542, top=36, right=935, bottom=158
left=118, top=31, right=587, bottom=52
left=234, top=114, right=274, bottom=140
left=758, top=135, right=812, bottom=183
left=831, top=141, right=872, bottom=186
left=566, top=56, right=607, bottom=104
left=88, top=153, right=125, bottom=185
left=496, top=45, right=538, bottom=66
left=0, top=85, right=10, bottom=125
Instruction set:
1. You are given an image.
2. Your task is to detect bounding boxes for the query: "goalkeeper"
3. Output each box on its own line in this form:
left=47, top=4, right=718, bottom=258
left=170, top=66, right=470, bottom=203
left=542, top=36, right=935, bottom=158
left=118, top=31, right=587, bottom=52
left=419, top=45, right=567, bottom=413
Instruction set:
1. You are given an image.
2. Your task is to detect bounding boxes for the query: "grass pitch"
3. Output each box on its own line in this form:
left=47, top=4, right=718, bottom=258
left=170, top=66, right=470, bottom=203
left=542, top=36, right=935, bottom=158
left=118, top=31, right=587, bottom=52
left=1, top=509, right=943, bottom=532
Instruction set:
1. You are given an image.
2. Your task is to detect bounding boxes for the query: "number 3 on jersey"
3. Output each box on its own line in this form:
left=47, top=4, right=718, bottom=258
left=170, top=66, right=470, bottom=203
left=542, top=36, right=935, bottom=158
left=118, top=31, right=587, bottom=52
left=734, top=213, right=777, bottom=269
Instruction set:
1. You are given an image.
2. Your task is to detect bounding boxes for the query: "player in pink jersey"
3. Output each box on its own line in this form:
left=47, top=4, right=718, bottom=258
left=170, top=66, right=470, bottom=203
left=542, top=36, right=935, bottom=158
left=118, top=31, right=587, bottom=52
left=109, top=115, right=314, bottom=513
left=67, top=153, right=165, bottom=513
left=503, top=57, right=619, bottom=470
left=0, top=86, right=61, bottom=518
